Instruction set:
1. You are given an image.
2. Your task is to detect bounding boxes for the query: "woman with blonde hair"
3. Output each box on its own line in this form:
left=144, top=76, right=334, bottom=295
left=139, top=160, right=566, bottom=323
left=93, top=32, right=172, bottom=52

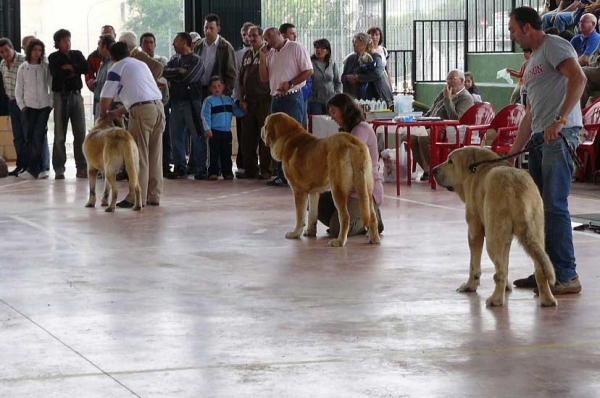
left=341, top=32, right=393, bottom=107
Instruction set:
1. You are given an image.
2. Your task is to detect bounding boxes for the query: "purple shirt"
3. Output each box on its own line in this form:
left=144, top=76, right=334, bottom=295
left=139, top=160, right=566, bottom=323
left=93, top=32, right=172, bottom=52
left=351, top=121, right=383, bottom=205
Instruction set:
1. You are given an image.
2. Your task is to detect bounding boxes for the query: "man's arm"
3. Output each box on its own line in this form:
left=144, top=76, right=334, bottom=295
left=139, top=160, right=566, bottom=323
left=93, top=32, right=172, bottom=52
left=259, top=47, right=269, bottom=83
left=442, top=91, right=474, bottom=120
left=544, top=56, right=587, bottom=142
left=222, top=43, right=238, bottom=96
left=72, top=51, right=90, bottom=75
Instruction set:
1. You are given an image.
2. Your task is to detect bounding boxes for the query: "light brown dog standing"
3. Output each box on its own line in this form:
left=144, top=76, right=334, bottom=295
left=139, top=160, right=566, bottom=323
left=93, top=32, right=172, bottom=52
left=433, top=146, right=557, bottom=307
left=83, top=118, right=142, bottom=212
left=262, top=112, right=380, bottom=247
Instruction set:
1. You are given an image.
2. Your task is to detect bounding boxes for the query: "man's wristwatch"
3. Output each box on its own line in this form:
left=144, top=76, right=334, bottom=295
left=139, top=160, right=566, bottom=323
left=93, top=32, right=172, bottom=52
left=554, top=114, right=567, bottom=124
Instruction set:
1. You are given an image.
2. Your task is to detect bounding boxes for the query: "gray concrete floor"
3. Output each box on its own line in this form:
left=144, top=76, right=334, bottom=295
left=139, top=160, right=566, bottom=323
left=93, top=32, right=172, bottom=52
left=1, top=164, right=600, bottom=398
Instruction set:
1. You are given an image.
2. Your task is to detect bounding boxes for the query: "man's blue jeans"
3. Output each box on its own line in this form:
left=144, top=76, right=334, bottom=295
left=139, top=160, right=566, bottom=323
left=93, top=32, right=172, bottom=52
left=528, top=128, right=579, bottom=283
left=271, top=91, right=305, bottom=181
left=542, top=11, right=575, bottom=32
left=170, top=100, right=207, bottom=175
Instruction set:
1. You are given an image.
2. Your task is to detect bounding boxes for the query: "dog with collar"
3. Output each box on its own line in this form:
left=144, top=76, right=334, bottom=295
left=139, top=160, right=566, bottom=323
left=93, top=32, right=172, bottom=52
left=433, top=146, right=557, bottom=307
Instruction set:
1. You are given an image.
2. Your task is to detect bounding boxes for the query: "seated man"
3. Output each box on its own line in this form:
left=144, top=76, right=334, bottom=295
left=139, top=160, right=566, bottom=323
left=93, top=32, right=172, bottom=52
left=406, top=69, right=473, bottom=181
left=542, top=0, right=580, bottom=32
left=580, top=39, right=600, bottom=106
left=571, top=13, right=600, bottom=66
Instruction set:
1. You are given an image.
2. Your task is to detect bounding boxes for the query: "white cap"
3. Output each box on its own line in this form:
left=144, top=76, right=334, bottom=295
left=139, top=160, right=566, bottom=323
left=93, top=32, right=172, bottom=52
left=190, top=32, right=201, bottom=43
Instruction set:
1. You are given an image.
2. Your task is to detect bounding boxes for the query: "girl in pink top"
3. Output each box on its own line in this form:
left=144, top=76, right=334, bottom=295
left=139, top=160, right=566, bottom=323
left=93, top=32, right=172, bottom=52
left=317, top=93, right=384, bottom=236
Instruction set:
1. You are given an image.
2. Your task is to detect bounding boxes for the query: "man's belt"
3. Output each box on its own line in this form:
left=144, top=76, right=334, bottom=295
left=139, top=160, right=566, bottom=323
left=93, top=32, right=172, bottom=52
left=275, top=89, right=301, bottom=98
left=130, top=100, right=159, bottom=109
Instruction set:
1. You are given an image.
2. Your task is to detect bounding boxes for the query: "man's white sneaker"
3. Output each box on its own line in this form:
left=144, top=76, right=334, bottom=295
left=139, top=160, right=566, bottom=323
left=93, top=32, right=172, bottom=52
left=38, top=171, right=49, bottom=179
left=19, top=171, right=36, bottom=180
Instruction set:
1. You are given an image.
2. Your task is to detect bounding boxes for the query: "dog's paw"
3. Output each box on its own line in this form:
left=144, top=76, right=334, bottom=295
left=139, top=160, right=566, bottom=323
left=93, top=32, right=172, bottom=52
left=485, top=295, right=505, bottom=307
left=285, top=231, right=302, bottom=239
left=327, top=238, right=345, bottom=247
left=368, top=233, right=381, bottom=245
left=539, top=296, right=558, bottom=307
left=85, top=202, right=95, bottom=208
left=304, top=226, right=317, bottom=237
left=133, top=205, right=142, bottom=211
left=457, top=282, right=478, bottom=293
left=105, top=207, right=115, bottom=213
left=101, top=201, right=108, bottom=207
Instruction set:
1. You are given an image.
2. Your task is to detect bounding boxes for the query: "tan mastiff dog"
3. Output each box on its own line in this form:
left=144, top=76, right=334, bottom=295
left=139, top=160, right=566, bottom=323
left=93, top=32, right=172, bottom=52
left=433, top=146, right=557, bottom=307
left=262, top=112, right=380, bottom=247
left=83, top=118, right=142, bottom=212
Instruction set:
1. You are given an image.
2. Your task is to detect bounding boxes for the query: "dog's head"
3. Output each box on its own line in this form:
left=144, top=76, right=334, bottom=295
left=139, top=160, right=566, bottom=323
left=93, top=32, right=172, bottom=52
left=261, top=112, right=303, bottom=160
left=433, top=146, right=502, bottom=197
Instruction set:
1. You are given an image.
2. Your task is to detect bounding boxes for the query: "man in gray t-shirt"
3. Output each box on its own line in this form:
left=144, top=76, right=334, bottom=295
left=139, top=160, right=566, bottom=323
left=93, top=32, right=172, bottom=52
left=507, top=7, right=586, bottom=295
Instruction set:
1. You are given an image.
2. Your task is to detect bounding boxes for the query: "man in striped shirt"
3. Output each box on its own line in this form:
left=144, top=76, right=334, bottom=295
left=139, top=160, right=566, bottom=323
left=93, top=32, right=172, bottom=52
left=0, top=38, right=27, bottom=175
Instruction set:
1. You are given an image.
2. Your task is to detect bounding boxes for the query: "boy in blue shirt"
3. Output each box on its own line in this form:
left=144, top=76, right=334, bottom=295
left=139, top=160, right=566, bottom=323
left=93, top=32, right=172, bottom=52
left=201, top=76, right=246, bottom=180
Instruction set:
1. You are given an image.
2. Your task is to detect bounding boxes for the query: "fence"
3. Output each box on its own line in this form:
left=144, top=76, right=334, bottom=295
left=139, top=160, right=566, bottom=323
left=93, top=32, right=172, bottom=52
left=387, top=50, right=414, bottom=94
left=413, top=20, right=468, bottom=83
left=260, top=0, right=549, bottom=86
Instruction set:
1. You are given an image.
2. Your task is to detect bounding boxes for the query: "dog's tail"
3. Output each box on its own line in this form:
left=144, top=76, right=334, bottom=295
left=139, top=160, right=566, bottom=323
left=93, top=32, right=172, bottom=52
left=122, top=136, right=142, bottom=209
left=517, top=221, right=556, bottom=286
left=351, top=142, right=380, bottom=243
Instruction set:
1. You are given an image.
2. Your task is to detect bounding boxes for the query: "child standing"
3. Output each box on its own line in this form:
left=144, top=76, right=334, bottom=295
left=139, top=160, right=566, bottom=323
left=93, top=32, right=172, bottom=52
left=507, top=48, right=532, bottom=104
left=201, top=76, right=246, bottom=180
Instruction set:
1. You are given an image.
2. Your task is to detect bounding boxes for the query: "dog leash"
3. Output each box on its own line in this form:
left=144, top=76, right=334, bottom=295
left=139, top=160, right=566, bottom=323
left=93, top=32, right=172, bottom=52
left=468, top=133, right=584, bottom=173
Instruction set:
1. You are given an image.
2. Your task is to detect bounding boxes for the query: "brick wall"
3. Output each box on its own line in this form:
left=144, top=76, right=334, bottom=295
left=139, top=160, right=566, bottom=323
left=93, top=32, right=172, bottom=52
left=0, top=116, right=15, bottom=161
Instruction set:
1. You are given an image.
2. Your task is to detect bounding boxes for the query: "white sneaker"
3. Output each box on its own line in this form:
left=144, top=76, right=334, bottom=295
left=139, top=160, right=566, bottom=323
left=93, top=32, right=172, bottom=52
left=19, top=170, right=37, bottom=180
left=38, top=171, right=49, bottom=179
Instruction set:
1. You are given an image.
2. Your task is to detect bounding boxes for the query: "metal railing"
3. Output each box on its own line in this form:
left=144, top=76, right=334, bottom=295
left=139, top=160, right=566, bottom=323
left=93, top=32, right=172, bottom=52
left=467, top=0, right=547, bottom=53
left=413, top=20, right=468, bottom=83
left=387, top=50, right=415, bottom=94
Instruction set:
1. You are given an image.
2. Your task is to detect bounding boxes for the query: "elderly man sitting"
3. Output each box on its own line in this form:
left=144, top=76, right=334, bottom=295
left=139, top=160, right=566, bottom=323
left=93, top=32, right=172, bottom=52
left=408, top=69, right=473, bottom=181
left=571, top=13, right=600, bottom=66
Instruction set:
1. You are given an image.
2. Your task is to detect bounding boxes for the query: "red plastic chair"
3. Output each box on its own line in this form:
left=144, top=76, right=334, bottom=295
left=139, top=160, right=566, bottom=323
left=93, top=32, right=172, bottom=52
left=486, top=104, right=528, bottom=155
left=436, top=102, right=495, bottom=162
left=576, top=101, right=600, bottom=182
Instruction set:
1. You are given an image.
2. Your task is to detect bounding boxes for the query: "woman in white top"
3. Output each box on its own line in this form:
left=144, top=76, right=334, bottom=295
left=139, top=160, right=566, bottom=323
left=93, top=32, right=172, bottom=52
left=15, top=39, right=53, bottom=179
left=368, top=27, right=393, bottom=90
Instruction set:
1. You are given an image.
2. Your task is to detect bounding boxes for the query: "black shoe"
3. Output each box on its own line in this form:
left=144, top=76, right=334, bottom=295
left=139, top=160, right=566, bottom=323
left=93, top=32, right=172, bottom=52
left=163, top=167, right=172, bottom=178
left=513, top=274, right=537, bottom=288
left=166, top=169, right=187, bottom=179
left=223, top=174, right=234, bottom=180
left=419, top=172, right=429, bottom=182
left=8, top=167, right=23, bottom=176
left=76, top=170, right=88, bottom=178
left=235, top=172, right=256, bottom=179
left=116, top=170, right=129, bottom=181
left=193, top=173, right=207, bottom=180
left=267, top=177, right=287, bottom=187
left=116, top=199, right=135, bottom=208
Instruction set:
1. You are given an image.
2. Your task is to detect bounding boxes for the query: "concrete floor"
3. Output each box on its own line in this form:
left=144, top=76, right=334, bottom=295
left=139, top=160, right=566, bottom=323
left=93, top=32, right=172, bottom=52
left=1, top=167, right=600, bottom=398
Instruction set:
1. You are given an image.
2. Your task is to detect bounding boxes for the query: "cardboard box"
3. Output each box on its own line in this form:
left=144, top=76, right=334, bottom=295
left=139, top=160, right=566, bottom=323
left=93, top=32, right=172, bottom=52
left=0, top=131, right=14, bottom=146
left=0, top=116, right=11, bottom=131
left=1, top=145, right=16, bottom=161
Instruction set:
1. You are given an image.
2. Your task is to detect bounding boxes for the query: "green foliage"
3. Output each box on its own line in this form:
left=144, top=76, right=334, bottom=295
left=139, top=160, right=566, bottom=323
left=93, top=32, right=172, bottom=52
left=124, top=0, right=184, bottom=58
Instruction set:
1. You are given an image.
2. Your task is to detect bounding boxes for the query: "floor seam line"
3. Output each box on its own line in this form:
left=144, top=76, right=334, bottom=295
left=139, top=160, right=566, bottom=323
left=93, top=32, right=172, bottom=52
left=0, top=298, right=143, bottom=398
